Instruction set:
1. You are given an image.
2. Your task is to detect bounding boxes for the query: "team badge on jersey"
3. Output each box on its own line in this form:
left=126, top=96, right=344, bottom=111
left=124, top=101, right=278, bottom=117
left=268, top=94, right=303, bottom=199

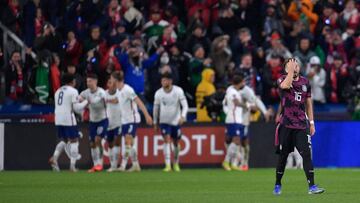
left=302, top=85, right=307, bottom=92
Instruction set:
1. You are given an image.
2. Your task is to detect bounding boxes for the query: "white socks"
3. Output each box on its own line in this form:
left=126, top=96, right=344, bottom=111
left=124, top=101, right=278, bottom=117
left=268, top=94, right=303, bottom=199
left=231, top=145, right=240, bottom=166
left=164, top=143, right=171, bottom=165
left=120, top=145, right=131, bottom=169
left=130, top=145, right=138, bottom=165
left=243, top=144, right=250, bottom=166
left=53, top=141, right=66, bottom=162
left=91, top=147, right=102, bottom=166
left=225, top=143, right=237, bottom=163
left=69, top=142, right=79, bottom=169
left=110, top=146, right=120, bottom=169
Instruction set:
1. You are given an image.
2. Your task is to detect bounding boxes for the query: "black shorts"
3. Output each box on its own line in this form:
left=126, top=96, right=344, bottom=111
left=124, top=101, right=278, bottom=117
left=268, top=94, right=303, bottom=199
left=276, top=125, right=312, bottom=155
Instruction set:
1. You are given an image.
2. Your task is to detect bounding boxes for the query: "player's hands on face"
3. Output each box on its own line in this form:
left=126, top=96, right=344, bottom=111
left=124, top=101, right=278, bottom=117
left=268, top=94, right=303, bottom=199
left=310, top=124, right=316, bottom=136
left=287, top=59, right=296, bottom=73
left=145, top=115, right=153, bottom=126
left=178, top=117, right=185, bottom=125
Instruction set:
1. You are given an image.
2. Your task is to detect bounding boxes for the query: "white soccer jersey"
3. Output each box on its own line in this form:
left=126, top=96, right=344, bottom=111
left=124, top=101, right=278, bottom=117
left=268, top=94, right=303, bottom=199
left=223, top=85, right=245, bottom=124
left=80, top=87, right=107, bottom=122
left=105, top=89, right=122, bottom=130
left=153, top=85, right=188, bottom=126
left=118, top=84, right=141, bottom=124
left=54, top=85, right=80, bottom=126
left=239, top=86, right=267, bottom=126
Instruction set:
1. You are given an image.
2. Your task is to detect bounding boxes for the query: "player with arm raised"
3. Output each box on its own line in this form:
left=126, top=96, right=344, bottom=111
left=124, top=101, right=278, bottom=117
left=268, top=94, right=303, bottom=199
left=236, top=75, right=272, bottom=171
left=273, top=58, right=325, bottom=195
left=114, top=71, right=153, bottom=172
left=80, top=74, right=108, bottom=173
left=104, top=73, right=122, bottom=172
left=49, top=74, right=88, bottom=172
left=153, top=72, right=188, bottom=172
left=222, top=74, right=249, bottom=171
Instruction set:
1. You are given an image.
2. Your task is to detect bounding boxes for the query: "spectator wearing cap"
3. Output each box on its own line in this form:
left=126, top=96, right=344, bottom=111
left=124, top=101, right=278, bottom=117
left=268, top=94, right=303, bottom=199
left=210, top=35, right=232, bottom=82
left=184, top=25, right=211, bottom=54
left=326, top=54, right=349, bottom=103
left=265, top=32, right=292, bottom=62
left=231, top=28, right=257, bottom=66
left=263, top=4, right=285, bottom=38
left=293, top=36, right=317, bottom=71
left=287, top=0, right=319, bottom=33
left=306, top=56, right=326, bottom=104
left=143, top=8, right=169, bottom=38
left=196, top=68, right=216, bottom=122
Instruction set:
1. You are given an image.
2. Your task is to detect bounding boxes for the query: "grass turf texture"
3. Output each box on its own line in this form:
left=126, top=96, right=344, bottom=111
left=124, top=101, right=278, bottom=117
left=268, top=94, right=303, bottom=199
left=0, top=169, right=359, bottom=203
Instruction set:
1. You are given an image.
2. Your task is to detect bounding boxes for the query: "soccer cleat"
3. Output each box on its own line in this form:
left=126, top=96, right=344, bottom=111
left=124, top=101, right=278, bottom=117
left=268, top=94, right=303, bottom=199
left=70, top=167, right=78, bottom=172
left=222, top=161, right=231, bottom=171
left=107, top=167, right=116, bottom=172
left=116, top=166, right=126, bottom=172
left=49, top=157, right=60, bottom=172
left=273, top=185, right=282, bottom=195
left=173, top=163, right=181, bottom=172
left=308, top=185, right=325, bottom=194
left=94, top=164, right=103, bottom=172
left=231, top=164, right=242, bottom=171
left=128, top=163, right=141, bottom=172
left=163, top=164, right=172, bottom=172
left=240, top=165, right=249, bottom=171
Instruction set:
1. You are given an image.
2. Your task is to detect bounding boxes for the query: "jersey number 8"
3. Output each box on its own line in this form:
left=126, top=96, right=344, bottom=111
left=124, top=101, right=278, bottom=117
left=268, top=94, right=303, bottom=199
left=58, top=91, right=64, bottom=105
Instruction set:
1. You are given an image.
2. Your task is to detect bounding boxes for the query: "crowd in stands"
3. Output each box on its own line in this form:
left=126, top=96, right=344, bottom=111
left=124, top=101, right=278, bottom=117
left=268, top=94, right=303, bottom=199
left=0, top=0, right=359, bottom=121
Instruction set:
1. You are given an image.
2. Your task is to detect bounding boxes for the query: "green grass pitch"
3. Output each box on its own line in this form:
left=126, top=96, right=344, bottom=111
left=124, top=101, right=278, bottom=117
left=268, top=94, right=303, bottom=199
left=0, top=168, right=359, bottom=203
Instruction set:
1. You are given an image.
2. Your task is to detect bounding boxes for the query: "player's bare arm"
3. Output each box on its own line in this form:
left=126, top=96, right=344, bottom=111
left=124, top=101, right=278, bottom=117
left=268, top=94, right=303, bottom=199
left=306, top=97, right=316, bottom=136
left=135, top=96, right=153, bottom=126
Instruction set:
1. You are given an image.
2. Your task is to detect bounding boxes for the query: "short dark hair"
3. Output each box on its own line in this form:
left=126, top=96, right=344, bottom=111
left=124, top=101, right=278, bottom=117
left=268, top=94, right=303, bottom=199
left=111, top=71, right=124, bottom=82
left=87, top=73, right=98, bottom=80
left=161, top=71, right=173, bottom=80
left=62, top=73, right=75, bottom=84
left=232, top=73, right=244, bottom=85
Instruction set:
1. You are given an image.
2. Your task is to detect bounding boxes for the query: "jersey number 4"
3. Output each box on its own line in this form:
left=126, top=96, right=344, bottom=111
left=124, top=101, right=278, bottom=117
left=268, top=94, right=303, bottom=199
left=57, top=91, right=64, bottom=105
left=294, top=92, right=302, bottom=102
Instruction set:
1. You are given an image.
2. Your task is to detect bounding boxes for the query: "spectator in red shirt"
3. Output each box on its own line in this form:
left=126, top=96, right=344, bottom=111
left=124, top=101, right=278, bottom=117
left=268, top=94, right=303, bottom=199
left=326, top=53, right=349, bottom=103
left=64, top=31, right=82, bottom=67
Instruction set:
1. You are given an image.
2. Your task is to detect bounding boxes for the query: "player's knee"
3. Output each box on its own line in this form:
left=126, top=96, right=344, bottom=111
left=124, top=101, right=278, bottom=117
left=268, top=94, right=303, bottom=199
left=164, top=135, right=171, bottom=143
left=225, top=136, right=232, bottom=145
left=125, top=135, right=133, bottom=145
left=233, top=137, right=240, bottom=145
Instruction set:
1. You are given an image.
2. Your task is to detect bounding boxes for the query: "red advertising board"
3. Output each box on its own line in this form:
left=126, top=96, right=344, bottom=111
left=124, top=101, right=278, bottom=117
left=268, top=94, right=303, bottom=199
left=102, top=126, right=227, bottom=165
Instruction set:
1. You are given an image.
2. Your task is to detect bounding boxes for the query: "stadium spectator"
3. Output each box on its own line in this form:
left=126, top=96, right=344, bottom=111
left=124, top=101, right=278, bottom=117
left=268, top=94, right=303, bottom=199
left=326, top=54, right=349, bottom=103
left=23, top=0, right=41, bottom=47
left=33, top=23, right=62, bottom=54
left=196, top=68, right=216, bottom=122
left=263, top=4, right=285, bottom=38
left=5, top=51, right=25, bottom=101
left=210, top=35, right=232, bottom=82
left=184, top=24, right=211, bottom=54
left=234, top=53, right=258, bottom=92
left=293, top=36, right=317, bottom=72
left=265, top=32, right=292, bottom=61
left=231, top=28, right=257, bottom=66
left=287, top=0, right=319, bottom=33
left=64, top=31, right=82, bottom=67
left=1, top=0, right=22, bottom=35
left=217, top=6, right=241, bottom=37
left=262, top=54, right=283, bottom=103
left=306, top=56, right=326, bottom=104
left=83, top=25, right=107, bottom=57
left=50, top=53, right=61, bottom=97
left=143, top=8, right=169, bottom=39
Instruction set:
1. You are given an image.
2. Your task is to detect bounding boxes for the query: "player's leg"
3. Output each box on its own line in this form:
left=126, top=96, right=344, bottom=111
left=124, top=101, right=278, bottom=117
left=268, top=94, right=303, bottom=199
left=223, top=124, right=239, bottom=171
left=106, top=128, right=116, bottom=172
left=118, top=124, right=130, bottom=171
left=172, top=125, right=182, bottom=172
left=88, top=122, right=100, bottom=172
left=49, top=126, right=66, bottom=172
left=273, top=126, right=293, bottom=195
left=68, top=138, right=80, bottom=172
left=240, top=126, right=250, bottom=171
left=124, top=124, right=140, bottom=172
left=160, top=124, right=172, bottom=171
left=111, top=128, right=121, bottom=170
left=295, top=130, right=325, bottom=194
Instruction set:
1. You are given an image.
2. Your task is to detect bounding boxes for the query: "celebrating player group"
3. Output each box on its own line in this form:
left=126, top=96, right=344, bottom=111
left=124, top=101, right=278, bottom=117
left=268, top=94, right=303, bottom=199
left=50, top=71, right=188, bottom=173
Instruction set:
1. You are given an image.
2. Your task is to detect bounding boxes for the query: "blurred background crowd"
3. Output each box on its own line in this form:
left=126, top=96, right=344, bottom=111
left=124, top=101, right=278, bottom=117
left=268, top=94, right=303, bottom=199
left=0, top=0, right=359, bottom=121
